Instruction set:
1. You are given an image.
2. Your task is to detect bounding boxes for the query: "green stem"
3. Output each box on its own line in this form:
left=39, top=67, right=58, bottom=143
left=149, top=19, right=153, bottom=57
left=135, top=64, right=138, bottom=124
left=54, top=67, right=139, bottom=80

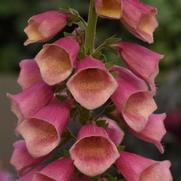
left=85, top=0, right=98, bottom=54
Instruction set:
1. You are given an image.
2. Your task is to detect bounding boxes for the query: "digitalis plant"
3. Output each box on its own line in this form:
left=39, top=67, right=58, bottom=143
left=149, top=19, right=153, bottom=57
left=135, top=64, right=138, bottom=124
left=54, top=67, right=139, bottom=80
left=8, top=0, right=173, bottom=180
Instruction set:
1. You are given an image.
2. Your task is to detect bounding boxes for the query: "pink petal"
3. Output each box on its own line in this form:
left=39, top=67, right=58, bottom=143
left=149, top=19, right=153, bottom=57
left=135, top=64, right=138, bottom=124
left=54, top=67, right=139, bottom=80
left=33, top=158, right=74, bottom=181
left=132, top=113, right=167, bottom=153
left=0, top=170, right=13, bottom=181
left=24, top=10, right=68, bottom=45
left=16, top=98, right=70, bottom=157
left=116, top=151, right=173, bottom=181
left=10, top=140, right=46, bottom=176
left=95, top=0, right=122, bottom=19
left=70, top=124, right=119, bottom=176
left=123, top=91, right=157, bottom=131
left=116, top=41, right=163, bottom=92
left=17, top=166, right=44, bottom=181
left=139, top=161, right=173, bottom=181
left=17, top=59, right=42, bottom=89
left=35, top=36, right=80, bottom=85
left=121, top=0, right=158, bottom=43
left=7, top=82, right=53, bottom=122
left=67, top=56, right=118, bottom=110
left=111, top=66, right=157, bottom=132
left=98, top=117, right=124, bottom=145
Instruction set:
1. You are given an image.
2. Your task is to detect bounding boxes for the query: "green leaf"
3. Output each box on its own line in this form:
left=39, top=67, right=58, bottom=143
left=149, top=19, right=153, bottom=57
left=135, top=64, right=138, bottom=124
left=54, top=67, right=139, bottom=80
left=67, top=8, right=87, bottom=29
left=62, top=149, right=70, bottom=157
left=64, top=32, right=73, bottom=37
left=79, top=106, right=90, bottom=125
left=117, top=145, right=125, bottom=152
left=93, top=35, right=121, bottom=57
left=105, top=60, right=114, bottom=69
left=56, top=95, right=66, bottom=101
left=107, top=175, right=125, bottom=181
left=96, top=119, right=109, bottom=128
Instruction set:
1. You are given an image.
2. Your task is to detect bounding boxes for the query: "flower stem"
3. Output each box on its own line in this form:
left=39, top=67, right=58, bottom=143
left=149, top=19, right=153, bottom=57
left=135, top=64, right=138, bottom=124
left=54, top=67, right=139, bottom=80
left=85, top=0, right=98, bottom=54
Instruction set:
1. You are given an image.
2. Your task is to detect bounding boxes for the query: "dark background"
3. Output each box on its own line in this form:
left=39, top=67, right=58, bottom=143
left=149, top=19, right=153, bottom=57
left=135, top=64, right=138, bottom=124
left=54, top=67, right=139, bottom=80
left=0, top=0, right=181, bottom=180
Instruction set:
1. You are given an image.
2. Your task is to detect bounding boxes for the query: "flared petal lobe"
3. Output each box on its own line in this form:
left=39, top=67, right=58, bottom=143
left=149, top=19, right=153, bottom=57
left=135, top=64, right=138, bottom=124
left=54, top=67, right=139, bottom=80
left=70, top=124, right=119, bottom=176
left=95, top=0, right=122, bottom=19
left=121, top=0, right=158, bottom=43
left=98, top=117, right=124, bottom=145
left=116, top=41, right=163, bottom=92
left=16, top=98, right=70, bottom=157
left=35, top=36, right=80, bottom=85
left=7, top=82, right=53, bottom=122
left=24, top=10, right=68, bottom=45
left=116, top=152, right=173, bottom=181
left=132, top=113, right=167, bottom=153
left=33, top=158, right=74, bottom=181
left=67, top=56, right=118, bottom=110
left=10, top=140, right=46, bottom=176
left=111, top=66, right=157, bottom=131
left=17, top=59, right=42, bottom=89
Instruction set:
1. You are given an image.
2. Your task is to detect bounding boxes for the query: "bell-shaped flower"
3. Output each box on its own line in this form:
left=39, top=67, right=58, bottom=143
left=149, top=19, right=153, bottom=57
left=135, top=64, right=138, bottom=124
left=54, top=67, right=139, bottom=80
left=95, top=0, right=122, bottom=19
left=67, top=56, right=118, bottom=110
left=121, top=0, right=158, bottom=43
left=24, top=10, right=68, bottom=45
left=10, top=140, right=46, bottom=176
left=17, top=59, right=42, bottom=89
left=111, top=66, right=157, bottom=132
left=70, top=124, right=119, bottom=176
left=16, top=98, right=70, bottom=157
left=116, top=151, right=173, bottom=181
left=116, top=41, right=163, bottom=92
left=33, top=158, right=74, bottom=181
left=98, top=117, right=124, bottom=145
left=132, top=113, right=167, bottom=153
left=35, top=36, right=80, bottom=85
left=7, top=82, right=53, bottom=122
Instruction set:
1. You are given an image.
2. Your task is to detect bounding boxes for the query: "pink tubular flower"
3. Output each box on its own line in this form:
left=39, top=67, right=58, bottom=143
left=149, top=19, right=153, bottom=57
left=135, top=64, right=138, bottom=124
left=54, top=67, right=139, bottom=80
left=111, top=66, right=157, bottom=132
left=116, top=151, right=173, bottom=181
left=95, top=0, right=122, bottom=19
left=132, top=113, right=167, bottom=153
left=17, top=59, right=42, bottom=89
left=67, top=56, right=118, bottom=110
left=10, top=140, right=46, bottom=176
left=121, top=0, right=158, bottom=43
left=70, top=124, right=119, bottom=177
left=98, top=117, right=124, bottom=145
left=116, top=41, right=163, bottom=92
left=24, top=10, right=68, bottom=45
left=7, top=82, right=53, bottom=122
left=16, top=98, right=70, bottom=157
left=35, top=36, right=80, bottom=85
left=33, top=158, right=74, bottom=181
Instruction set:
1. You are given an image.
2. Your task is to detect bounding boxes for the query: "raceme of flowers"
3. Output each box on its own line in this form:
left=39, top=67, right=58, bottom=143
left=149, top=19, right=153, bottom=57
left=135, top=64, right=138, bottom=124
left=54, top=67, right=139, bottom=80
left=8, top=0, right=173, bottom=180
